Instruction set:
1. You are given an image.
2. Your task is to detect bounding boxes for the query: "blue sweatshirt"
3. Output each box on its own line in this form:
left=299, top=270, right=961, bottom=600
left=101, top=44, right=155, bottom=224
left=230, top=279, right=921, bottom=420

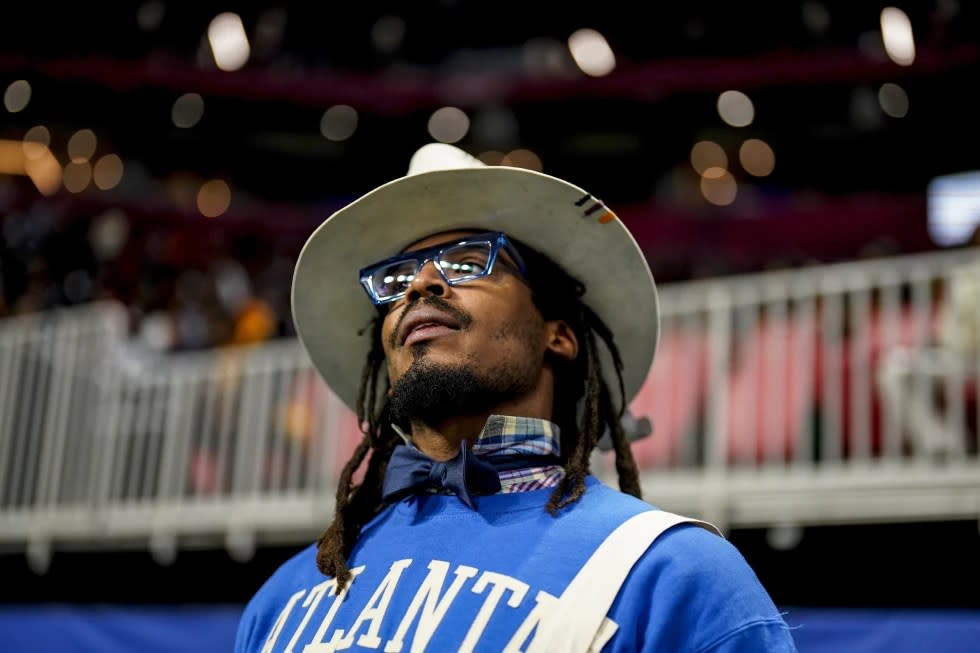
left=236, top=476, right=797, bottom=652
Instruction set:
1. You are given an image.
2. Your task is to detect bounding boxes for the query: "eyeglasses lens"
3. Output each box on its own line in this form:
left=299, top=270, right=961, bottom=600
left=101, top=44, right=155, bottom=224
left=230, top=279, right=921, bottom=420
left=371, top=259, right=418, bottom=299
left=370, top=241, right=494, bottom=300
left=437, top=242, right=492, bottom=280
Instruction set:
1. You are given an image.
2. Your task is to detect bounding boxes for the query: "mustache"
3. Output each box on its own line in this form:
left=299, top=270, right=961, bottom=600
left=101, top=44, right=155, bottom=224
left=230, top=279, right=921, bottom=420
left=388, top=296, right=474, bottom=350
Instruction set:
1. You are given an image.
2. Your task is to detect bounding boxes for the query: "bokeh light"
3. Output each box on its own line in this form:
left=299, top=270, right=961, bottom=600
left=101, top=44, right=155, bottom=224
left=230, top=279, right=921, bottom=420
left=739, top=139, right=776, bottom=177
left=700, top=167, right=737, bottom=206
left=320, top=105, right=359, bottom=142
left=63, top=161, right=93, bottom=193
left=881, top=7, right=915, bottom=66
left=208, top=12, right=251, bottom=71
left=68, top=129, right=97, bottom=162
left=197, top=179, right=232, bottom=217
left=93, top=154, right=124, bottom=190
left=500, top=149, right=542, bottom=171
left=718, top=90, right=754, bottom=127
left=478, top=150, right=506, bottom=165
left=690, top=141, right=727, bottom=175
left=927, top=171, right=980, bottom=246
left=22, top=145, right=62, bottom=195
left=172, top=93, right=205, bottom=128
left=4, top=80, right=31, bottom=113
left=567, top=28, right=616, bottom=77
left=0, top=139, right=26, bottom=175
left=428, top=107, right=470, bottom=144
left=22, top=125, right=50, bottom=160
left=3, top=79, right=31, bottom=113
left=88, top=209, right=130, bottom=260
left=371, top=15, right=405, bottom=53
left=878, top=83, right=909, bottom=118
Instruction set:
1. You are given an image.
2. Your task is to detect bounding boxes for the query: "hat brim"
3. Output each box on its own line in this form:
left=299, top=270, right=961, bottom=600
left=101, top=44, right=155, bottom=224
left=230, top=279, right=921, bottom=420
left=291, top=166, right=659, bottom=413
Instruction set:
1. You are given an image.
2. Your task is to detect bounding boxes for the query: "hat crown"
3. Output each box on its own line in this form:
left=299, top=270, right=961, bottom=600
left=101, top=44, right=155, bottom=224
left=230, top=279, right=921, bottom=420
left=407, top=143, right=486, bottom=176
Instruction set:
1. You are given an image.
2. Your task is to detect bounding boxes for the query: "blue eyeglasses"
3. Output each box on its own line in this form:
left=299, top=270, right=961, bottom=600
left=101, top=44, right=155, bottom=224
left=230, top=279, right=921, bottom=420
left=359, top=232, right=527, bottom=305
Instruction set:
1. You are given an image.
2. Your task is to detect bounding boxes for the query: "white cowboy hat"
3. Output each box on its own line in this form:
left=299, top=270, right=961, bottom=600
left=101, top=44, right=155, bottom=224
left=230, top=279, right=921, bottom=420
left=291, top=143, right=659, bottom=413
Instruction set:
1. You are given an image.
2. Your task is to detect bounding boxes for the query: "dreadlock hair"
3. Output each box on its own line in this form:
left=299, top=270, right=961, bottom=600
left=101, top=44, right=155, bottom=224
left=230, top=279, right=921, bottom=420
left=315, top=237, right=643, bottom=589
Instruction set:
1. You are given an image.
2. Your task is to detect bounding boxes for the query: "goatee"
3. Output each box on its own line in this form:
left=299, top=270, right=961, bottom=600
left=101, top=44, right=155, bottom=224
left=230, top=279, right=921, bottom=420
left=388, top=358, right=534, bottom=428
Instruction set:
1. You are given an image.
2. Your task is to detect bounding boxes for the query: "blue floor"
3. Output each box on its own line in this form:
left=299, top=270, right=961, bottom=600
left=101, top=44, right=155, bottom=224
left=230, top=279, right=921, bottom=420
left=784, top=607, right=980, bottom=652
left=1, top=604, right=979, bottom=652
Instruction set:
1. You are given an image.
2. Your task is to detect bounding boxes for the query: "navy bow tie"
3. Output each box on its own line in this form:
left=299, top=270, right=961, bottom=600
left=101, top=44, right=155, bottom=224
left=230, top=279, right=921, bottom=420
left=382, top=443, right=502, bottom=509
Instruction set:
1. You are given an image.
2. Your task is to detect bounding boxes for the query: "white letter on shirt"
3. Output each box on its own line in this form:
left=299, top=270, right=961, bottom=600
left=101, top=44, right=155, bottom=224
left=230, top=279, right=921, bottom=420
left=302, top=565, right=365, bottom=653
left=384, top=561, right=478, bottom=653
left=332, top=559, right=412, bottom=650
left=458, top=571, right=529, bottom=653
left=261, top=589, right=307, bottom=653
left=283, top=580, right=332, bottom=653
left=502, top=590, right=557, bottom=653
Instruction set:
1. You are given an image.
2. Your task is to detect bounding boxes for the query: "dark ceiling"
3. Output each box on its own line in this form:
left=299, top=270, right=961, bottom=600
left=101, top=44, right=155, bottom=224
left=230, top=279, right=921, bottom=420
left=2, top=1, right=979, bottom=270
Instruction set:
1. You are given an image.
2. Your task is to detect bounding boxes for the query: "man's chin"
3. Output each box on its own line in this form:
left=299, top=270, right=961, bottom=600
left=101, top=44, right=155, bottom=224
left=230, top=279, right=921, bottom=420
left=388, top=358, right=503, bottom=427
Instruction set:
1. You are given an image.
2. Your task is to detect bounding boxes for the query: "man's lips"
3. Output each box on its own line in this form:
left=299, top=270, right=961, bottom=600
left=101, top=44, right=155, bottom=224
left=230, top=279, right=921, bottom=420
left=403, top=323, right=458, bottom=346
left=398, top=307, right=462, bottom=346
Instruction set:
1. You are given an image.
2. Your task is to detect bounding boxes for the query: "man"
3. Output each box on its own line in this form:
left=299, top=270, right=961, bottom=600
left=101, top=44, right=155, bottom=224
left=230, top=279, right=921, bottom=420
left=235, top=144, right=798, bottom=652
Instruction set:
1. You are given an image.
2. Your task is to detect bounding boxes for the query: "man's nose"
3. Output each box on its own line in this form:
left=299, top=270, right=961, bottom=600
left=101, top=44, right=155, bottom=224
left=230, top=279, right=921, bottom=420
left=405, top=260, right=450, bottom=302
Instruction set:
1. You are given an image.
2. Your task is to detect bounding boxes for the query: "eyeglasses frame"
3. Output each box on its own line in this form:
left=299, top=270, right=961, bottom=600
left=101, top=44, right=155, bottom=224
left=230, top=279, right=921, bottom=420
left=358, top=231, right=527, bottom=306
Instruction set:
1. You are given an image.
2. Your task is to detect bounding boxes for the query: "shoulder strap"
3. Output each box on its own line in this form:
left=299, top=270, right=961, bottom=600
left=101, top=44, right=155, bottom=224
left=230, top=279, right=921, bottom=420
left=526, top=510, right=722, bottom=653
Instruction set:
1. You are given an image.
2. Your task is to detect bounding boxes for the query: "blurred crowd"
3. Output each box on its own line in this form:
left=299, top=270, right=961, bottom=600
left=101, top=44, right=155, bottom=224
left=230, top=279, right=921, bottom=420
left=3, top=179, right=975, bottom=357
left=0, top=189, right=297, bottom=351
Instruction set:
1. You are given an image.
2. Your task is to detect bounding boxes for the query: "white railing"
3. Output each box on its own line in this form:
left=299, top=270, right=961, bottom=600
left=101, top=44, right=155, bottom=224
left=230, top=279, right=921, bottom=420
left=616, top=247, right=980, bottom=535
left=1, top=248, right=979, bottom=570
left=0, top=304, right=360, bottom=571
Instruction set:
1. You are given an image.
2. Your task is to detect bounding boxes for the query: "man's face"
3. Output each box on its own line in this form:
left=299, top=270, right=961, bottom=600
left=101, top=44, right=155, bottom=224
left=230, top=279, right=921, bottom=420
left=379, top=230, right=552, bottom=422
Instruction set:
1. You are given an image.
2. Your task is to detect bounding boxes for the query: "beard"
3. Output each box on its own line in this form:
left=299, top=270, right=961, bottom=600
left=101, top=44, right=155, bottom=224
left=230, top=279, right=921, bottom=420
left=387, top=344, right=540, bottom=429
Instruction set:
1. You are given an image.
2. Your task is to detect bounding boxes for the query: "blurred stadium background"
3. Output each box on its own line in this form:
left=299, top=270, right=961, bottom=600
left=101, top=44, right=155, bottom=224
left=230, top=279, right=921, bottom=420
left=2, top=2, right=980, bottom=651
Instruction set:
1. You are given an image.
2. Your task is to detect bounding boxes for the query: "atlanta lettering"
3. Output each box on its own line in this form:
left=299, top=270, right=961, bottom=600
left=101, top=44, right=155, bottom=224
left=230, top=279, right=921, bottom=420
left=257, top=558, right=618, bottom=653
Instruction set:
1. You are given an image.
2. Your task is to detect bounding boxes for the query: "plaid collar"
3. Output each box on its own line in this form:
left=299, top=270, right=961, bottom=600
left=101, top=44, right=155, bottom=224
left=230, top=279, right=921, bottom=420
left=471, top=414, right=560, bottom=457
left=392, top=415, right=566, bottom=493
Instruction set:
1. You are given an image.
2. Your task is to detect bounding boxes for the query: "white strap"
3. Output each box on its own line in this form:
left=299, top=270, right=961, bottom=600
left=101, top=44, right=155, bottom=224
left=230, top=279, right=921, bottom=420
left=526, top=510, right=722, bottom=653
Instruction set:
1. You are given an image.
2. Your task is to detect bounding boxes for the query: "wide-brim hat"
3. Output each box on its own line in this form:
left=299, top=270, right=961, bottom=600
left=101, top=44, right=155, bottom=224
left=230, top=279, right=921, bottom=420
left=292, top=143, right=659, bottom=413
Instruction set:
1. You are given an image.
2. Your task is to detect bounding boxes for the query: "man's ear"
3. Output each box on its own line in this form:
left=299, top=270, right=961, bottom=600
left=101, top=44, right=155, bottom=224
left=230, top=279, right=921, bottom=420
left=545, top=320, right=578, bottom=362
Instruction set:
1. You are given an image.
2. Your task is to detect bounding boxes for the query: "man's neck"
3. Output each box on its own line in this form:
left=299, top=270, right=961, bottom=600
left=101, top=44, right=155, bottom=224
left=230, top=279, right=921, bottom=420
left=409, top=403, right=554, bottom=461
left=408, top=414, right=492, bottom=461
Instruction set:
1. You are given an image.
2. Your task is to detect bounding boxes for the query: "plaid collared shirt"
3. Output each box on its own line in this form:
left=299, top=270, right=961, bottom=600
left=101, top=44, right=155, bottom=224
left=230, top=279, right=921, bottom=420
left=392, top=415, right=566, bottom=495
left=471, top=414, right=566, bottom=493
